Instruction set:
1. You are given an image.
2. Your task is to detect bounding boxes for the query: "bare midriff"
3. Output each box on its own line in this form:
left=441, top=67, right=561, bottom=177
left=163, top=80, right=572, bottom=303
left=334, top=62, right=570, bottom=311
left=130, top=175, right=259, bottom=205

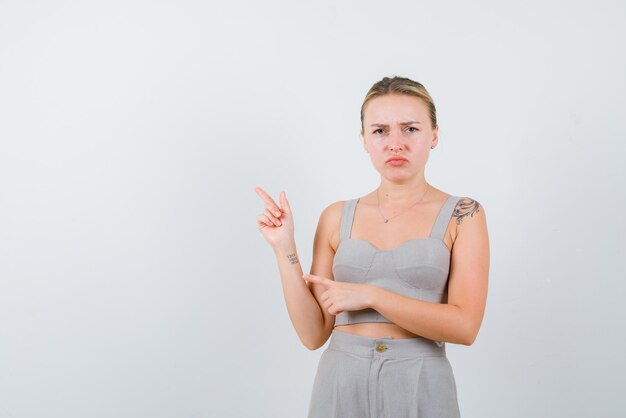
left=334, top=323, right=425, bottom=339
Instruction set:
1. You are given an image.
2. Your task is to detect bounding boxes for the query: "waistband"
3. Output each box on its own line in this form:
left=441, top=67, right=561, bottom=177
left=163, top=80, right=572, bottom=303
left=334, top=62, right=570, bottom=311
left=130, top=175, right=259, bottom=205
left=328, top=329, right=446, bottom=358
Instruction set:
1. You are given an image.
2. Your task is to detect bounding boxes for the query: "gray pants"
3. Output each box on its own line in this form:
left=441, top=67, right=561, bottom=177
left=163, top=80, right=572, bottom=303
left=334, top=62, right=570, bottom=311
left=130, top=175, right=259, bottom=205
left=308, top=329, right=461, bottom=418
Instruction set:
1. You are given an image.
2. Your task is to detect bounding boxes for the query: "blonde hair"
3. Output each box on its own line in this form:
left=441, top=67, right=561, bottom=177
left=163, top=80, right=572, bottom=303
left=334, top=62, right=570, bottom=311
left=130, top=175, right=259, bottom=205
left=360, top=76, right=437, bottom=134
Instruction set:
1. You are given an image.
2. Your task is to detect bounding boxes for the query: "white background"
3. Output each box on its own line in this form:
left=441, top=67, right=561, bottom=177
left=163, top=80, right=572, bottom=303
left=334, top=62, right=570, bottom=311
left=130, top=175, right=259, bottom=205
left=1, top=1, right=625, bottom=417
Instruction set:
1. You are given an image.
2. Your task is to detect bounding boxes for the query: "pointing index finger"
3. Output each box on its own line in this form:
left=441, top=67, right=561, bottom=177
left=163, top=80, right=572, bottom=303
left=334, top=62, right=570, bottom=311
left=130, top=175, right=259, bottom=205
left=254, top=186, right=282, bottom=216
left=303, top=274, right=331, bottom=286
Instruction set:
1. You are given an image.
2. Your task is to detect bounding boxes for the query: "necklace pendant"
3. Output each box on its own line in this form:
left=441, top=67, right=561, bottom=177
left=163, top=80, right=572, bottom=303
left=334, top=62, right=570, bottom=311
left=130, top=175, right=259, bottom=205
left=384, top=219, right=389, bottom=223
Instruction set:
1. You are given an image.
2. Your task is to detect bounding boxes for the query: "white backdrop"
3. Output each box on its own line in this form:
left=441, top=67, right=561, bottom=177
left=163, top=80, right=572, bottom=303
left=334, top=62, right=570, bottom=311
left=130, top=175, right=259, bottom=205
left=1, top=1, right=625, bottom=417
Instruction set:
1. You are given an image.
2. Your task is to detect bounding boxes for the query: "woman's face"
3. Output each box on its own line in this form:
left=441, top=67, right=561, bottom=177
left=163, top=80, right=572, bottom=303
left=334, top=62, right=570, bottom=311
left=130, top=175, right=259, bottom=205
left=361, top=94, right=438, bottom=181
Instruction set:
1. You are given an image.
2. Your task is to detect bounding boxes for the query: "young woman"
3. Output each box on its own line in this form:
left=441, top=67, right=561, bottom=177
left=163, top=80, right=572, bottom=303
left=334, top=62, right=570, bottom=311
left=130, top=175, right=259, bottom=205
left=255, top=76, right=489, bottom=417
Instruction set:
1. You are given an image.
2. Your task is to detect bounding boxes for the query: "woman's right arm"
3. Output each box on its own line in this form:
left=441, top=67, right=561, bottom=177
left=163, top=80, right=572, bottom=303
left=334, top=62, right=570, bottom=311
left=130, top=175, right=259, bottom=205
left=274, top=202, right=339, bottom=350
left=255, top=187, right=338, bottom=350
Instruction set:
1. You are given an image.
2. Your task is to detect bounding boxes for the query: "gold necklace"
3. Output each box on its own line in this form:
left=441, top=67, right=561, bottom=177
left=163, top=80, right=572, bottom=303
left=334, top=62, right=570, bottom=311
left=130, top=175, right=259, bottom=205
left=376, top=185, right=430, bottom=223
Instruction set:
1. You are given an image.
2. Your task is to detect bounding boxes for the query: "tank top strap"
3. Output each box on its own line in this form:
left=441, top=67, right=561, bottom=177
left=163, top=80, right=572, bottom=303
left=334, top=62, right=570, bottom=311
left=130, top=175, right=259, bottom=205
left=429, top=195, right=461, bottom=240
left=340, top=198, right=359, bottom=241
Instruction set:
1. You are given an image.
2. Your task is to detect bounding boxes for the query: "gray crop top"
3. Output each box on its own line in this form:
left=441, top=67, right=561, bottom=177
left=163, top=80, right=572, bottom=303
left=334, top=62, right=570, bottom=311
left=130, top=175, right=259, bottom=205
left=332, top=195, right=461, bottom=328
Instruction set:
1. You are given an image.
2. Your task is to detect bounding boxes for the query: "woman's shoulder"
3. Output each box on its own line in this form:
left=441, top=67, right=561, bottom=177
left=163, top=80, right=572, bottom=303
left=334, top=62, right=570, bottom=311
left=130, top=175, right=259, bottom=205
left=431, top=188, right=483, bottom=213
left=319, top=198, right=350, bottom=216
left=430, top=189, right=485, bottom=234
left=448, top=196, right=486, bottom=251
left=320, top=196, right=361, bottom=215
left=318, top=197, right=357, bottom=227
left=317, top=199, right=352, bottom=252
left=450, top=196, right=484, bottom=223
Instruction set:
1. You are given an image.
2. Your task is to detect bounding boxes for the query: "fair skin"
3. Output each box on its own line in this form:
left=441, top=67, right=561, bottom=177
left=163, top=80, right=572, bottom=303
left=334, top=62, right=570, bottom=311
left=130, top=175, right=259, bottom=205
left=255, top=93, right=489, bottom=349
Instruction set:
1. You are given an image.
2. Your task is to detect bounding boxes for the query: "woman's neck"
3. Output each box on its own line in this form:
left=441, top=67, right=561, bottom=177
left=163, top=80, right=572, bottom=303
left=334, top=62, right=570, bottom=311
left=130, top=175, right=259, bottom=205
left=377, top=180, right=430, bottom=204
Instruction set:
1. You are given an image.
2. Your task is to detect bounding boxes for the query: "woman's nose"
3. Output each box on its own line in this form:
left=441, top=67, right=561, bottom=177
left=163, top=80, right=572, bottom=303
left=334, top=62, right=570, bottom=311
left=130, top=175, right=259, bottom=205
left=388, top=130, right=405, bottom=148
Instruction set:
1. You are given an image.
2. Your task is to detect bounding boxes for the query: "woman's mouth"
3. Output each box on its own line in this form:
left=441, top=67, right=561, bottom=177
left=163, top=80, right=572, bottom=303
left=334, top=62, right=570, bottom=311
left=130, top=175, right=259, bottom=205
left=388, top=158, right=408, bottom=166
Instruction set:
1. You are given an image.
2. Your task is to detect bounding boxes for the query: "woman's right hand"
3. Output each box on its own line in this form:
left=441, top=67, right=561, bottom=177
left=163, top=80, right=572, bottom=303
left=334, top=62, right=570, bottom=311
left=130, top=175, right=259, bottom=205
left=254, top=187, right=295, bottom=252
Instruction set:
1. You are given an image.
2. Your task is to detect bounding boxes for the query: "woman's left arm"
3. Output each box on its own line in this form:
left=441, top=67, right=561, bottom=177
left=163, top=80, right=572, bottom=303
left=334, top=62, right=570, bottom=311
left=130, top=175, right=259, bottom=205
left=369, top=199, right=490, bottom=346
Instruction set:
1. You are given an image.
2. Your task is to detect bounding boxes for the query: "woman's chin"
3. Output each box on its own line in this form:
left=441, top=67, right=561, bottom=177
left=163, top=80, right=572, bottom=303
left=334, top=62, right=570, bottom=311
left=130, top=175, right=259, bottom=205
left=384, top=173, right=414, bottom=182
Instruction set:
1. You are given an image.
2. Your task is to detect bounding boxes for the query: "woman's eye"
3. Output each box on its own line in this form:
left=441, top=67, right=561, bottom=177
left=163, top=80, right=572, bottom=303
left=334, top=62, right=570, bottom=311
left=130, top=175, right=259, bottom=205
left=373, top=129, right=384, bottom=134
left=407, top=127, right=419, bottom=132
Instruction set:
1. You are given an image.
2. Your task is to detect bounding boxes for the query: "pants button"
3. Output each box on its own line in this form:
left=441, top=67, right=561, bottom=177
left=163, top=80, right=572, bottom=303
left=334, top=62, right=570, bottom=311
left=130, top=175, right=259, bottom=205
left=375, top=343, right=387, bottom=352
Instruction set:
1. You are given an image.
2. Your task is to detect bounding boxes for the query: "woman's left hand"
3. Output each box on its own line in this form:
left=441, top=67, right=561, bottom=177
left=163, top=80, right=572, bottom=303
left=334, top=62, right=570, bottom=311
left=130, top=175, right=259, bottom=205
left=302, top=274, right=377, bottom=315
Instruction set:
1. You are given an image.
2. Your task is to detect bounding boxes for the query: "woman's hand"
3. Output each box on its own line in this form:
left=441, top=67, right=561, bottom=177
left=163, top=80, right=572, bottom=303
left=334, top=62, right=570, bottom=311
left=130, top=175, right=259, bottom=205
left=254, top=187, right=295, bottom=251
left=302, top=274, right=377, bottom=315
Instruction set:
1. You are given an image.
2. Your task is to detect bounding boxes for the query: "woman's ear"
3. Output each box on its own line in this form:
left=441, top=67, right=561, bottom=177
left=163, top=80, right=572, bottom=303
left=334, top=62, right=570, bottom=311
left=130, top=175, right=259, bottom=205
left=431, top=125, right=439, bottom=148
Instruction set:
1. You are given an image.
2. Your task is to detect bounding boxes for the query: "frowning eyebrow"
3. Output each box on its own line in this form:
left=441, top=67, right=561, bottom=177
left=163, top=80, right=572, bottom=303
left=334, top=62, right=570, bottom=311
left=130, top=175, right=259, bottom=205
left=369, top=121, right=422, bottom=127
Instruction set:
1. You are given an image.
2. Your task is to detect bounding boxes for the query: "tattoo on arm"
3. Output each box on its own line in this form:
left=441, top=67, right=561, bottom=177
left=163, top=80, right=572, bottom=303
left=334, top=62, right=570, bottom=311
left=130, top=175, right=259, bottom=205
left=453, top=198, right=481, bottom=225
left=287, top=253, right=299, bottom=264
